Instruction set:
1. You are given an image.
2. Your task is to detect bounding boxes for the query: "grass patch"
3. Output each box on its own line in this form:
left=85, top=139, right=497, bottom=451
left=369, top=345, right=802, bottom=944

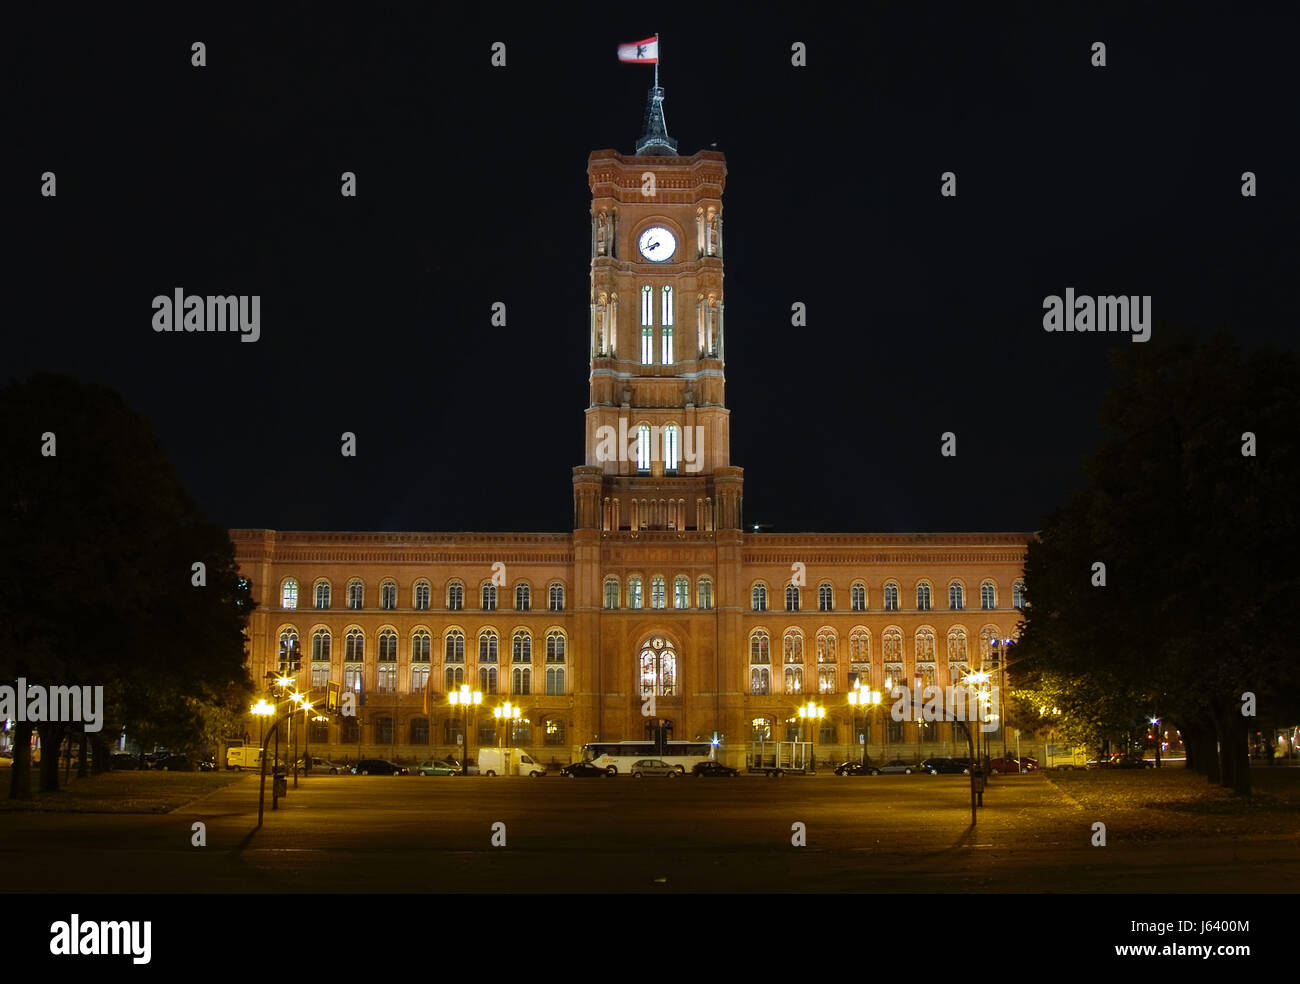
left=0, top=770, right=244, bottom=814
left=1047, top=767, right=1300, bottom=839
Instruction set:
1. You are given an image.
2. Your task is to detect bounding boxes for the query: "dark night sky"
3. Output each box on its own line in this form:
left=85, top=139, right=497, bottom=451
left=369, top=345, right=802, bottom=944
left=12, top=4, right=1298, bottom=535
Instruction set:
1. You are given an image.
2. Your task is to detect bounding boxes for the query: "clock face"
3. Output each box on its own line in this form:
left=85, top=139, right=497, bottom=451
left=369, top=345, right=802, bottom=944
left=638, top=226, right=676, bottom=262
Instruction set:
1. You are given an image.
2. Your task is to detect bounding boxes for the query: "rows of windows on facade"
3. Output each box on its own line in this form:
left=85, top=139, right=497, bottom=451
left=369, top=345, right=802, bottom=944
left=279, top=576, right=1025, bottom=614
left=273, top=576, right=1024, bottom=697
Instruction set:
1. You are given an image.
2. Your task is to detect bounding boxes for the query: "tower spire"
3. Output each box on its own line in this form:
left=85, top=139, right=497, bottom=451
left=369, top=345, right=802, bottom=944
left=635, top=84, right=677, bottom=156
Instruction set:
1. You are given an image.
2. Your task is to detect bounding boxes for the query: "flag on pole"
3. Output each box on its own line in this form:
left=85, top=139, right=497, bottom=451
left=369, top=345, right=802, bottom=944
left=618, top=35, right=658, bottom=63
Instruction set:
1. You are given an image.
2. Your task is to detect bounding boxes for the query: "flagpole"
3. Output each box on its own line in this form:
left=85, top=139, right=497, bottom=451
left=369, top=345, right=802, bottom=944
left=655, top=33, right=659, bottom=88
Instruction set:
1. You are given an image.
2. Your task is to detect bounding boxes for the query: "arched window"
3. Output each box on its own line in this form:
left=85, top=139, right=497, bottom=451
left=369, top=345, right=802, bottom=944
left=381, top=580, right=398, bottom=610
left=281, top=578, right=298, bottom=610
left=414, top=580, right=431, bottom=611
left=750, top=631, right=771, bottom=695
left=752, top=583, right=768, bottom=611
left=314, top=580, right=331, bottom=609
left=479, top=630, right=498, bottom=663
left=673, top=575, right=690, bottom=609
left=548, top=583, right=565, bottom=611
left=628, top=576, right=643, bottom=609
left=783, top=629, right=804, bottom=689
left=636, top=424, right=651, bottom=472
left=818, top=582, right=833, bottom=612
left=883, top=582, right=899, bottom=612
left=664, top=425, right=680, bottom=473
left=915, top=627, right=936, bottom=663
left=697, top=577, right=713, bottom=609
left=786, top=584, right=800, bottom=612
left=278, top=628, right=300, bottom=671
left=1013, top=581, right=1026, bottom=609
left=546, top=632, right=566, bottom=695
left=345, top=628, right=364, bottom=662
left=979, top=626, right=1001, bottom=667
left=604, top=576, right=620, bottom=610
left=980, top=581, right=996, bottom=610
left=947, top=627, right=969, bottom=685
left=849, top=628, right=870, bottom=689
left=512, top=630, right=532, bottom=663
left=651, top=576, right=666, bottom=609
left=310, top=629, right=331, bottom=689
left=411, top=629, right=431, bottom=694
left=481, top=582, right=497, bottom=611
left=447, top=580, right=464, bottom=611
left=816, top=628, right=837, bottom=663
left=639, top=636, right=677, bottom=697
left=948, top=581, right=964, bottom=610
left=916, top=582, right=932, bottom=611
left=444, top=630, right=465, bottom=689
left=661, top=285, right=674, bottom=362
left=641, top=285, right=654, bottom=364
left=850, top=582, right=866, bottom=612
left=377, top=629, right=398, bottom=692
left=783, top=665, right=803, bottom=695
left=515, top=583, right=530, bottom=611
left=347, top=579, right=364, bottom=610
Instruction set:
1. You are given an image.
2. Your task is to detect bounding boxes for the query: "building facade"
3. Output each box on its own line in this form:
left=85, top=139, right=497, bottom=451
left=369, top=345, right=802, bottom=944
left=231, top=87, right=1031, bottom=768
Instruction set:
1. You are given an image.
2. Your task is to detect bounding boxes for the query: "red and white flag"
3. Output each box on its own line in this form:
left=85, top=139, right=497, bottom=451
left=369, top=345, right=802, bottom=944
left=618, top=35, right=658, bottom=64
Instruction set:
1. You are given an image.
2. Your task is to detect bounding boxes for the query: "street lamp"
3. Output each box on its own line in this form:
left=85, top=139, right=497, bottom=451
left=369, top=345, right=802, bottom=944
left=848, top=686, right=882, bottom=768
left=797, top=701, right=824, bottom=773
left=493, top=702, right=521, bottom=749
left=449, top=684, right=482, bottom=776
left=250, top=699, right=275, bottom=824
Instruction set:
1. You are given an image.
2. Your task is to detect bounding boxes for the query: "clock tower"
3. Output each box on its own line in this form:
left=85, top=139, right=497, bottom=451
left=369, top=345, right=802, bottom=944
left=573, top=85, right=741, bottom=538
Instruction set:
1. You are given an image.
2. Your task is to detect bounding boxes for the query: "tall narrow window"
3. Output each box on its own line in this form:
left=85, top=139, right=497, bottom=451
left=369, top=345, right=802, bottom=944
left=311, top=630, right=331, bottom=689
left=752, top=583, right=768, bottom=611
left=515, top=583, right=530, bottom=611
left=604, top=576, right=620, bottom=610
left=883, top=582, right=899, bottom=612
left=314, top=581, right=331, bottom=609
left=851, top=583, right=866, bottom=611
left=697, top=577, right=713, bottom=609
left=650, top=576, right=666, bottom=609
left=447, top=581, right=463, bottom=611
left=980, top=581, right=996, bottom=609
left=786, top=584, right=800, bottom=612
left=481, top=583, right=497, bottom=611
left=380, top=580, right=397, bottom=610
left=546, top=632, right=566, bottom=695
left=1013, top=581, right=1026, bottom=609
left=444, top=630, right=465, bottom=689
left=628, top=576, right=643, bottom=609
left=916, top=583, right=932, bottom=611
left=641, top=285, right=654, bottom=364
left=512, top=630, right=532, bottom=664
left=281, top=579, right=298, bottom=610
left=664, top=425, right=679, bottom=473
left=673, top=575, right=689, bottom=609
left=548, top=583, right=564, bottom=611
left=818, top=583, right=833, bottom=612
left=347, top=580, right=364, bottom=610
left=414, top=580, right=430, bottom=610
left=636, top=424, right=651, bottom=472
left=411, top=630, right=431, bottom=694
left=661, top=286, right=674, bottom=363
left=948, top=581, right=964, bottom=610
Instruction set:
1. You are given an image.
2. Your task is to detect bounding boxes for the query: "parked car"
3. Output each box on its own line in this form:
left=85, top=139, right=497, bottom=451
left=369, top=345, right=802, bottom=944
left=987, top=757, right=1022, bottom=774
left=877, top=759, right=919, bottom=775
left=350, top=759, right=407, bottom=775
left=1019, top=756, right=1040, bottom=771
left=111, top=753, right=141, bottom=770
left=154, top=754, right=194, bottom=772
left=629, top=759, right=678, bottom=778
left=415, top=759, right=460, bottom=776
left=298, top=756, right=344, bottom=774
left=834, top=761, right=880, bottom=776
left=692, top=761, right=739, bottom=777
left=560, top=761, right=612, bottom=778
left=923, top=758, right=970, bottom=775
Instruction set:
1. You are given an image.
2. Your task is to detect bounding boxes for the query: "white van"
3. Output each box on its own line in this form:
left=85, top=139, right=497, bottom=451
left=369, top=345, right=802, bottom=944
left=477, top=747, right=546, bottom=777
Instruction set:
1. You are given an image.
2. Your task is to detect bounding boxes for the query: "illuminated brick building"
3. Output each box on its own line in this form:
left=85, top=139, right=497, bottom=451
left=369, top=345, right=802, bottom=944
left=232, top=87, right=1030, bottom=767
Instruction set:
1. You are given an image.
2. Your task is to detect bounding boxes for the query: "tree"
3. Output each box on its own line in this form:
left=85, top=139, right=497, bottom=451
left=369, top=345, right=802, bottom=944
left=1013, top=335, right=1300, bottom=795
left=0, top=375, right=254, bottom=798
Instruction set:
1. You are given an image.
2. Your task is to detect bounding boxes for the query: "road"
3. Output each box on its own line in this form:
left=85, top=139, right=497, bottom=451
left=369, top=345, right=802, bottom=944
left=2, top=772, right=1297, bottom=892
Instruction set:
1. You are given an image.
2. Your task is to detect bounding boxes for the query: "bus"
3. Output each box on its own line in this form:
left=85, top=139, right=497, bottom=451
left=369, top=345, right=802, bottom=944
left=582, top=740, right=714, bottom=775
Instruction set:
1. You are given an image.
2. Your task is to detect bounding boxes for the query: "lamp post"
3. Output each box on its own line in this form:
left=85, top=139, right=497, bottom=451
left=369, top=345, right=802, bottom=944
left=449, top=684, right=482, bottom=775
left=848, top=686, right=881, bottom=769
left=251, top=699, right=275, bottom=824
left=494, top=702, right=520, bottom=749
left=797, top=701, right=824, bottom=774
